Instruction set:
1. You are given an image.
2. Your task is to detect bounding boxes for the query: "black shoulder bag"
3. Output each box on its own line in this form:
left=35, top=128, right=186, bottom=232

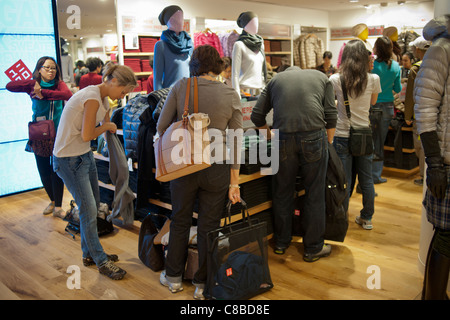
left=341, top=76, right=374, bottom=157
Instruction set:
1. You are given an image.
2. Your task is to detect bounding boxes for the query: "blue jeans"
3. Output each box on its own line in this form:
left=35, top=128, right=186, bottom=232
left=273, top=129, right=328, bottom=254
left=53, top=151, right=107, bottom=266
left=371, top=102, right=394, bottom=182
left=333, top=137, right=375, bottom=220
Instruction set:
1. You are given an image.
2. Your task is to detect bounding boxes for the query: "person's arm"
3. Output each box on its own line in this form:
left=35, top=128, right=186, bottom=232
left=414, top=44, right=447, bottom=199
left=153, top=41, right=165, bottom=91
left=403, top=66, right=418, bottom=124
left=229, top=168, right=241, bottom=204
left=40, top=81, right=73, bottom=101
left=231, top=42, right=242, bottom=95
left=81, top=100, right=116, bottom=142
left=251, top=85, right=272, bottom=129
left=393, top=66, right=402, bottom=94
left=5, top=79, right=35, bottom=95
left=323, top=80, right=337, bottom=143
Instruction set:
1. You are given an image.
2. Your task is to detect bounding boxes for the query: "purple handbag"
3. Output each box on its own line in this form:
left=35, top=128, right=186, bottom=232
left=28, top=119, right=56, bottom=140
left=28, top=101, right=56, bottom=157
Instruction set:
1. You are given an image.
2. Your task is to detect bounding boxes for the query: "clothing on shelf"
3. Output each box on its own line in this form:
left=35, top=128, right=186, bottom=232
left=293, top=34, right=325, bottom=69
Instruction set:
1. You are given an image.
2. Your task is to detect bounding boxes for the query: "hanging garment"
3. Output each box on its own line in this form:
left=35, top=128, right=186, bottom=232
left=194, top=30, right=224, bottom=57
left=105, top=131, right=135, bottom=226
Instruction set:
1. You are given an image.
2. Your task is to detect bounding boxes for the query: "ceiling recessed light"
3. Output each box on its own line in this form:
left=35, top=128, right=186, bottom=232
left=398, top=1, right=405, bottom=5
left=349, top=0, right=359, bottom=2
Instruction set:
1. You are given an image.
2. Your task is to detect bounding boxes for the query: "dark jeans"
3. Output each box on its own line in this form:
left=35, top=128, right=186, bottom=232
left=370, top=102, right=394, bottom=182
left=333, top=137, right=375, bottom=220
left=165, top=164, right=230, bottom=286
left=273, top=129, right=328, bottom=254
left=35, top=154, right=64, bottom=207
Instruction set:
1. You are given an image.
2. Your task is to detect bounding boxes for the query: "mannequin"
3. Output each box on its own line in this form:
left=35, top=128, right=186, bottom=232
left=231, top=11, right=267, bottom=96
left=383, top=26, right=402, bottom=62
left=337, top=23, right=372, bottom=68
left=352, top=23, right=373, bottom=53
left=60, top=38, right=74, bottom=88
left=153, top=5, right=193, bottom=90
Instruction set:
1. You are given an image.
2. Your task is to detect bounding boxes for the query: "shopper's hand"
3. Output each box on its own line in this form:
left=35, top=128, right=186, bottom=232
left=426, top=157, right=447, bottom=199
left=32, top=81, right=43, bottom=99
left=105, top=122, right=117, bottom=134
left=228, top=185, right=241, bottom=204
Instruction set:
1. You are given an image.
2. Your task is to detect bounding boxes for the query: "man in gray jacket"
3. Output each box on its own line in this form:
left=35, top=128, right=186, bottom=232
left=414, top=15, right=450, bottom=300
left=251, top=66, right=337, bottom=262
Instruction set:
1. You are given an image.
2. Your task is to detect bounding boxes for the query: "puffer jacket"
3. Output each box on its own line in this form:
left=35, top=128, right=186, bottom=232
left=123, top=93, right=151, bottom=161
left=414, top=16, right=450, bottom=165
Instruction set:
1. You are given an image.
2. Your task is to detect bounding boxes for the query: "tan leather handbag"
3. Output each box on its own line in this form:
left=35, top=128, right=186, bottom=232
left=154, top=77, right=211, bottom=182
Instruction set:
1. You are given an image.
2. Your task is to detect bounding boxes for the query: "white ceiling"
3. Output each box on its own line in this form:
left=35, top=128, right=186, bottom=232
left=56, top=0, right=433, bottom=40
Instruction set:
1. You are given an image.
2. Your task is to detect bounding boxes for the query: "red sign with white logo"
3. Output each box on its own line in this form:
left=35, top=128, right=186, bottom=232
left=5, top=59, right=32, bottom=81
left=226, top=268, right=233, bottom=277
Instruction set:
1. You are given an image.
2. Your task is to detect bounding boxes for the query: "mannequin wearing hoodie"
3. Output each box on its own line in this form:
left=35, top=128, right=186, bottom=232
left=153, top=6, right=193, bottom=90
left=414, top=14, right=450, bottom=300
left=231, top=11, right=267, bottom=96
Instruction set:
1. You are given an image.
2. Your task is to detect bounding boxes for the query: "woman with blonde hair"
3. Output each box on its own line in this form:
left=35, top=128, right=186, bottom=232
left=53, top=63, right=137, bottom=280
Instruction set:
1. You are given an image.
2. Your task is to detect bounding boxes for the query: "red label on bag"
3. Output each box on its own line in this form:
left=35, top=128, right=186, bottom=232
left=226, top=268, right=233, bottom=277
left=5, top=59, right=32, bottom=81
left=294, top=209, right=300, bottom=216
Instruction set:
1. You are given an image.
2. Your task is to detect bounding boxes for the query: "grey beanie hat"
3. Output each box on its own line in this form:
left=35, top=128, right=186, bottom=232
left=158, top=5, right=182, bottom=26
left=237, top=11, right=257, bottom=29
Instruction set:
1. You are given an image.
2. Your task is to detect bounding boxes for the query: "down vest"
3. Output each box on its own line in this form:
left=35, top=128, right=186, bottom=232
left=123, top=88, right=171, bottom=161
left=414, top=16, right=450, bottom=165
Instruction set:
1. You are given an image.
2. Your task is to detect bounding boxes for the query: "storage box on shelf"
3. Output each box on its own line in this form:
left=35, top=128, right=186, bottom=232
left=382, top=125, right=419, bottom=177
left=263, top=37, right=292, bottom=68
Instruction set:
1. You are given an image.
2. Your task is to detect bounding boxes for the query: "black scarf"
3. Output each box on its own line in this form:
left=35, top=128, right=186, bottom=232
left=238, top=31, right=267, bottom=83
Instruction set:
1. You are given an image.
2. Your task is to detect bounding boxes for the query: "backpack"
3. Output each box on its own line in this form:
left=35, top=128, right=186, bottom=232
left=324, top=143, right=349, bottom=242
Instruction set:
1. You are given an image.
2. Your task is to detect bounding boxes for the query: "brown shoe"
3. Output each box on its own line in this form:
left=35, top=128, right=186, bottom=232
left=43, top=202, right=55, bottom=215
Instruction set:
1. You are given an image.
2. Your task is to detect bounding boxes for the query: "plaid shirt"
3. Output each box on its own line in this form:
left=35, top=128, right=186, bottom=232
left=423, top=165, right=450, bottom=230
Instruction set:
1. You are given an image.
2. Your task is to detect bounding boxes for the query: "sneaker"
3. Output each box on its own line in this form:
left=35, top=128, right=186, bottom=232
left=303, top=244, right=331, bottom=262
left=98, top=260, right=126, bottom=280
left=160, top=270, right=183, bottom=293
left=83, top=254, right=119, bottom=267
left=43, top=202, right=55, bottom=215
left=193, top=285, right=205, bottom=300
left=414, top=178, right=423, bottom=186
left=355, top=216, right=373, bottom=230
left=53, top=208, right=66, bottom=219
left=274, top=246, right=287, bottom=255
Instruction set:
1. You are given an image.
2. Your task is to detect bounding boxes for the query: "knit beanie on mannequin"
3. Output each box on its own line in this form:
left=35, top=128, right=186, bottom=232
left=158, top=5, right=182, bottom=25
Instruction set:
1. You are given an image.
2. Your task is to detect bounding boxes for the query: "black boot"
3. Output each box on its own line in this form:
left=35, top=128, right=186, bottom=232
left=422, top=239, right=450, bottom=300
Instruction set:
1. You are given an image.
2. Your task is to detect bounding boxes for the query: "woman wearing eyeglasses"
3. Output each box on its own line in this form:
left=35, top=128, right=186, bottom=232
left=6, top=56, right=72, bottom=218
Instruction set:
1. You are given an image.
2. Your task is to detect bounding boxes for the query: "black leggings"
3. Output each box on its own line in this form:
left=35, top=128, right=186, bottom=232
left=35, top=154, right=64, bottom=207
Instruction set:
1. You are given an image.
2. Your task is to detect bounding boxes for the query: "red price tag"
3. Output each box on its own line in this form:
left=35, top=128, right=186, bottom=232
left=5, top=59, right=32, bottom=81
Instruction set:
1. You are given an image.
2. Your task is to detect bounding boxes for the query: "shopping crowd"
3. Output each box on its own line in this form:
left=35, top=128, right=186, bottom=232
left=6, top=8, right=450, bottom=300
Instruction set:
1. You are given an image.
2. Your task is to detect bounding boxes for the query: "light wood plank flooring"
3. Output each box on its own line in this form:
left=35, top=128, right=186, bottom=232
left=0, top=174, right=427, bottom=300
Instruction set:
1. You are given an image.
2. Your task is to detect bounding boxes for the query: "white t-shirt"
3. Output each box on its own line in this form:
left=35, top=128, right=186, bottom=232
left=53, top=85, right=110, bottom=157
left=231, top=41, right=265, bottom=95
left=329, top=73, right=381, bottom=138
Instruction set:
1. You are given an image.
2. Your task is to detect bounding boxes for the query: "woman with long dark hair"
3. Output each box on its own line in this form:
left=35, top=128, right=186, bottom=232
left=370, top=36, right=402, bottom=184
left=6, top=56, right=72, bottom=217
left=330, top=40, right=381, bottom=230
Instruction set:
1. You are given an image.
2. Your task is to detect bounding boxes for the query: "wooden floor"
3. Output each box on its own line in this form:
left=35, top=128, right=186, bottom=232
left=0, top=173, right=427, bottom=300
